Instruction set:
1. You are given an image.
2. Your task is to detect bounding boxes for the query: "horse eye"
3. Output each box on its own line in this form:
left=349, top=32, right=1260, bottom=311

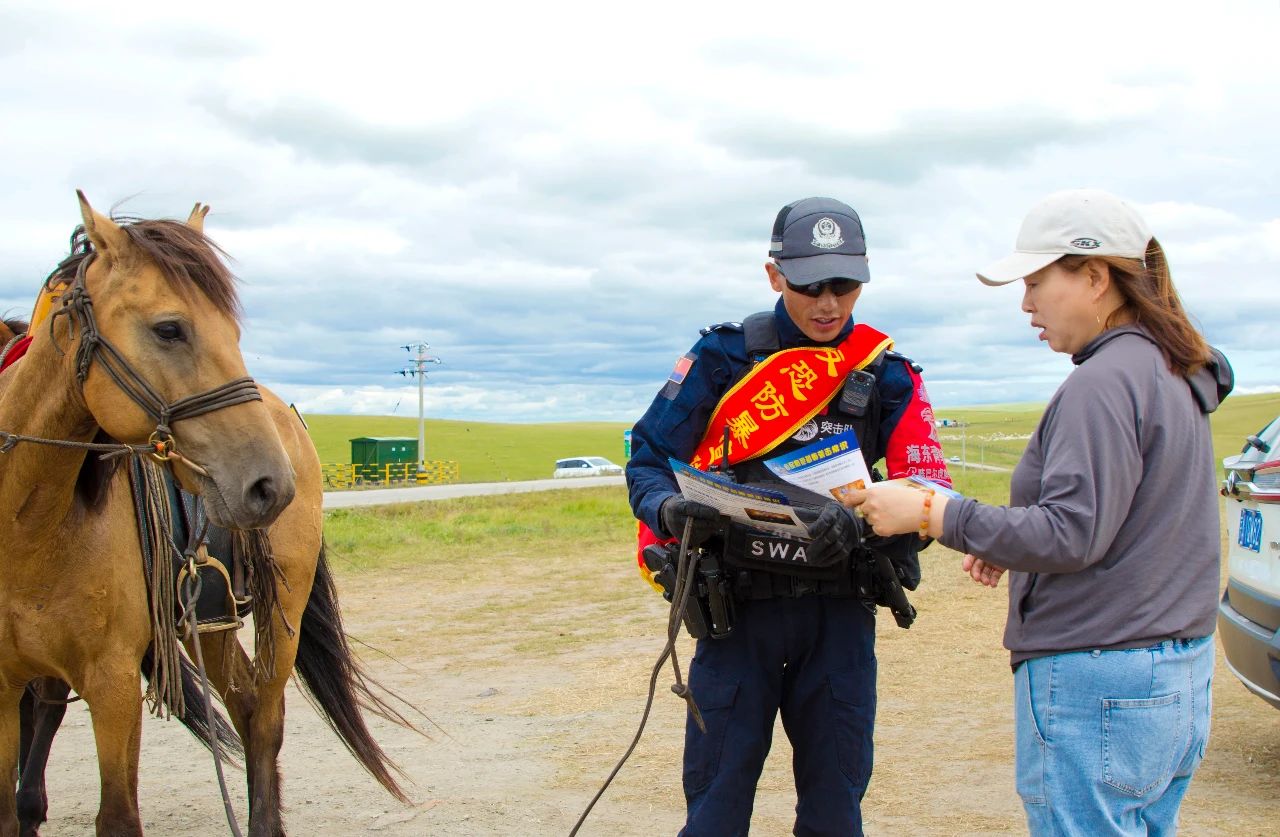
left=153, top=321, right=186, bottom=342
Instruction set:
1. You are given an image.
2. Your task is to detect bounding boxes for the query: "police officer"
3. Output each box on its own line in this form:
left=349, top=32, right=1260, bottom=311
left=626, top=197, right=951, bottom=836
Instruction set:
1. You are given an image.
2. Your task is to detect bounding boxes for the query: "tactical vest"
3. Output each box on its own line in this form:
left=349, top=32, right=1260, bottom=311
left=720, top=311, right=923, bottom=589
left=733, top=312, right=886, bottom=484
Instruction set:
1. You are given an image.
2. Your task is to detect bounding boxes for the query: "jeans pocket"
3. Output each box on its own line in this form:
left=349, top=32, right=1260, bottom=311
left=682, top=667, right=739, bottom=795
left=829, top=666, right=877, bottom=789
left=1102, top=692, right=1180, bottom=797
left=1015, top=662, right=1047, bottom=805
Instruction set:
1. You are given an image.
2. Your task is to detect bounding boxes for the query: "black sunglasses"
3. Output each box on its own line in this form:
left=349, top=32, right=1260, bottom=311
left=785, top=278, right=862, bottom=298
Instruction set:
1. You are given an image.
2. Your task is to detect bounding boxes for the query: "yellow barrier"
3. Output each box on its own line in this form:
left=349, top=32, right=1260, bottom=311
left=321, top=461, right=460, bottom=489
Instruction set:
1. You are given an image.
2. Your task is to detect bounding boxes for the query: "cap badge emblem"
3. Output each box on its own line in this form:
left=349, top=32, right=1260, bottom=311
left=1070, top=237, right=1101, bottom=249
left=811, top=217, right=844, bottom=249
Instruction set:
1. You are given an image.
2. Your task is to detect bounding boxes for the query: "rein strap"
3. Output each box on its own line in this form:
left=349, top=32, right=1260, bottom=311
left=53, top=256, right=263, bottom=442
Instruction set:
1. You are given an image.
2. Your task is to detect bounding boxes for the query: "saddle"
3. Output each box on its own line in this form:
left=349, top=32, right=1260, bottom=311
left=127, top=458, right=251, bottom=633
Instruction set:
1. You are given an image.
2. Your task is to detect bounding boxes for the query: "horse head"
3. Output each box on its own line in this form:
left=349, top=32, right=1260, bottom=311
left=71, top=192, right=295, bottom=529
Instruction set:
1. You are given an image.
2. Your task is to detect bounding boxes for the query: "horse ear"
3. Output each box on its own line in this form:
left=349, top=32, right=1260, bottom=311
left=76, top=190, right=130, bottom=261
left=186, top=202, right=211, bottom=235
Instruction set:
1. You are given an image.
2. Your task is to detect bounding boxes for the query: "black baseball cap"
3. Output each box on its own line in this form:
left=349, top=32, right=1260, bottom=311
left=769, top=197, right=870, bottom=285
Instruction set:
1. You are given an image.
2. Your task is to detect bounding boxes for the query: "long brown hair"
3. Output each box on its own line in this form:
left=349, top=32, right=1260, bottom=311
left=1059, top=238, right=1210, bottom=377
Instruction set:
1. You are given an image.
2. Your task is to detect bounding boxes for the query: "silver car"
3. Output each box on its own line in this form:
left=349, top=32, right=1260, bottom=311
left=1218, top=415, right=1280, bottom=710
left=553, top=456, right=624, bottom=478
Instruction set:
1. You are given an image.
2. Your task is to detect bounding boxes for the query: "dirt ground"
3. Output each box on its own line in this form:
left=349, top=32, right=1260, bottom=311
left=30, top=542, right=1280, bottom=836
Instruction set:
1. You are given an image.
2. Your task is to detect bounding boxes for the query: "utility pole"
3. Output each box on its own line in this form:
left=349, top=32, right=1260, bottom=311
left=398, top=342, right=443, bottom=472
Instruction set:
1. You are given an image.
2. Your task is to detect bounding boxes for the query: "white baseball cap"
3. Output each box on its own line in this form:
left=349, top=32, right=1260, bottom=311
left=977, top=189, right=1153, bottom=286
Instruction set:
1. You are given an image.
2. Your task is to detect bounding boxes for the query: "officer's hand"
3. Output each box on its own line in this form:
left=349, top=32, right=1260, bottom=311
left=805, top=501, right=862, bottom=567
left=660, top=495, right=722, bottom=546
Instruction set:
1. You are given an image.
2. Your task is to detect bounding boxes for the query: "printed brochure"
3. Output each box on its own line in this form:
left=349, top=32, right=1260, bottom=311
left=762, top=429, right=872, bottom=502
left=668, top=458, right=807, bottom=537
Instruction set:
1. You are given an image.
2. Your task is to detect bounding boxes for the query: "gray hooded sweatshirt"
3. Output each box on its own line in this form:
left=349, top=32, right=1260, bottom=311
left=941, top=325, right=1234, bottom=666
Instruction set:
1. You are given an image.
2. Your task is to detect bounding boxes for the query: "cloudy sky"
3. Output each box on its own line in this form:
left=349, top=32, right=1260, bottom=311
left=2, top=1, right=1277, bottom=422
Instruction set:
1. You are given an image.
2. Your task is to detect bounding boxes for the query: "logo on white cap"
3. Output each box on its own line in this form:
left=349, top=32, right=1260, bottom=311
left=811, top=218, right=844, bottom=249
left=975, top=189, right=1153, bottom=286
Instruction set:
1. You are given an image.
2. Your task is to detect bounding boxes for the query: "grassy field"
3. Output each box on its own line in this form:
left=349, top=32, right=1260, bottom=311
left=300, top=414, right=631, bottom=483
left=306, top=391, right=1280, bottom=833
left=303, top=391, right=1280, bottom=488
left=314, top=484, right=1279, bottom=834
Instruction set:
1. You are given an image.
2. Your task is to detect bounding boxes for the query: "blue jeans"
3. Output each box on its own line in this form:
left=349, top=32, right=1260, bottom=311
left=1014, top=636, right=1214, bottom=836
left=680, top=596, right=876, bottom=837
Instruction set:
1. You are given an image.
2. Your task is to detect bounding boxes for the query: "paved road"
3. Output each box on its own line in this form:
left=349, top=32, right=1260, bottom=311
left=950, top=461, right=1012, bottom=472
left=322, top=475, right=626, bottom=509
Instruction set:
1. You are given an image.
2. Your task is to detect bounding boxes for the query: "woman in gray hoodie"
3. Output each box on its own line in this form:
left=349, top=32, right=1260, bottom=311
left=849, top=189, right=1232, bottom=836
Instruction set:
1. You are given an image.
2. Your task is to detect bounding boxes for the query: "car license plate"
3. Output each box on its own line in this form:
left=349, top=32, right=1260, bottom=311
left=1238, top=508, right=1263, bottom=553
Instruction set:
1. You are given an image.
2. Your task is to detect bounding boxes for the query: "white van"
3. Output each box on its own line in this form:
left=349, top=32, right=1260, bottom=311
left=1218, top=415, right=1280, bottom=710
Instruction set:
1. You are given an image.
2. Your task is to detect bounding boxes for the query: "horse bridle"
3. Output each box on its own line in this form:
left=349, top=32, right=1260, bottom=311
left=50, top=253, right=263, bottom=466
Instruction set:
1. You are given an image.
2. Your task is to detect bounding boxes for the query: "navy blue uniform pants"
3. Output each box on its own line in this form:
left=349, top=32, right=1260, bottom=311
left=679, top=595, right=877, bottom=837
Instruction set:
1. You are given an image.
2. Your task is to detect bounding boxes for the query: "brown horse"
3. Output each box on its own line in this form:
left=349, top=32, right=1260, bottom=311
left=0, top=197, right=413, bottom=836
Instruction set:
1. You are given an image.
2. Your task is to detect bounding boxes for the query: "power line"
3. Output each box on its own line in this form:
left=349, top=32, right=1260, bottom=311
left=397, top=342, right=443, bottom=472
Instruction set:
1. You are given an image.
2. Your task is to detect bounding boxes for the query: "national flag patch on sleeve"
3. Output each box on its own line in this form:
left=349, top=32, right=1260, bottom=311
left=661, top=352, right=697, bottom=400
left=669, top=352, right=696, bottom=384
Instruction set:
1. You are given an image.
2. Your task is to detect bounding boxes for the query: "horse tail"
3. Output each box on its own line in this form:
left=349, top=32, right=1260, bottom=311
left=141, top=646, right=245, bottom=762
left=292, top=540, right=415, bottom=803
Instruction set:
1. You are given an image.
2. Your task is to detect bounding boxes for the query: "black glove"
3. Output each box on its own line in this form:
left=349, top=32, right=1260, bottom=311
left=660, top=495, right=722, bottom=546
left=805, top=501, right=862, bottom=567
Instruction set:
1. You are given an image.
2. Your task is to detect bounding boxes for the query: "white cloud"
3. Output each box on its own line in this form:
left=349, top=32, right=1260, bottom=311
left=1, top=0, right=1277, bottom=422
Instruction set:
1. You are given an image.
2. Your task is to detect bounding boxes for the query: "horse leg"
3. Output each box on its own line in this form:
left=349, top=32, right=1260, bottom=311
left=78, top=666, right=143, bottom=837
left=242, top=667, right=290, bottom=837
left=186, top=630, right=290, bottom=837
left=0, top=683, right=29, bottom=837
left=16, top=679, right=70, bottom=837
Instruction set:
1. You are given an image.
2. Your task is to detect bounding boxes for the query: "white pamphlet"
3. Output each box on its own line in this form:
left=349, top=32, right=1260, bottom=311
left=669, top=458, right=807, bottom=537
left=761, top=429, right=872, bottom=502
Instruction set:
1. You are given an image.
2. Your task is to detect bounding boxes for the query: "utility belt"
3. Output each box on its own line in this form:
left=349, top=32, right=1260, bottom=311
left=732, top=565, right=859, bottom=600
left=642, top=528, right=916, bottom=639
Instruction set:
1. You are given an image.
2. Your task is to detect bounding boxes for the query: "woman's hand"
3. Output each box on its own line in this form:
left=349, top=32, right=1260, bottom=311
left=962, top=553, right=1006, bottom=588
left=843, top=483, right=944, bottom=538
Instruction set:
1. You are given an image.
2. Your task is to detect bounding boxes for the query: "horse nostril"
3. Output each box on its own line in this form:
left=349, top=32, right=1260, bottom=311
left=246, top=475, right=278, bottom=515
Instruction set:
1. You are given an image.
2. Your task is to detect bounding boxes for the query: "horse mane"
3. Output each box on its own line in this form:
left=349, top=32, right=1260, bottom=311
left=2, top=317, right=28, bottom=338
left=47, top=219, right=242, bottom=322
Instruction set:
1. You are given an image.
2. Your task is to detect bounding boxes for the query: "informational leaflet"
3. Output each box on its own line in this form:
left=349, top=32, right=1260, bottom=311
left=762, top=429, right=872, bottom=502
left=669, top=458, right=807, bottom=537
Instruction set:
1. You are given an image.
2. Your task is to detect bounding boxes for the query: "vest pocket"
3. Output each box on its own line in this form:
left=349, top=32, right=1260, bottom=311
left=1101, top=692, right=1181, bottom=797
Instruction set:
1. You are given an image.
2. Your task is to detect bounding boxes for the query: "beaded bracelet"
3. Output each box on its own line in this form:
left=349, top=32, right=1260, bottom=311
left=918, top=489, right=935, bottom=541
